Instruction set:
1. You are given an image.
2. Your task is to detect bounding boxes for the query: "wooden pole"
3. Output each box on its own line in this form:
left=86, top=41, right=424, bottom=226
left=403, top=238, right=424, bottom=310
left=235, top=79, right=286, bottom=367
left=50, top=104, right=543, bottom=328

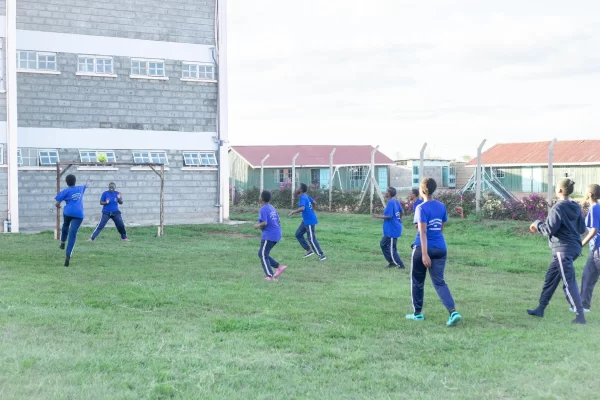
left=370, top=146, right=378, bottom=214
left=548, top=138, right=557, bottom=205
left=291, top=152, right=300, bottom=208
left=476, top=139, right=487, bottom=214
left=329, top=148, right=336, bottom=211
left=260, top=154, right=270, bottom=196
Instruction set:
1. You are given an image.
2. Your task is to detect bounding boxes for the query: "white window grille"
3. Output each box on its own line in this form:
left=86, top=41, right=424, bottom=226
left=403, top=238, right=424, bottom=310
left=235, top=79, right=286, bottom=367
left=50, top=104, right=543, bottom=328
left=79, top=150, right=117, bottom=163
left=39, top=150, right=60, bottom=166
left=183, top=151, right=218, bottom=166
left=131, top=58, right=165, bottom=78
left=181, top=62, right=216, bottom=81
left=133, top=151, right=168, bottom=165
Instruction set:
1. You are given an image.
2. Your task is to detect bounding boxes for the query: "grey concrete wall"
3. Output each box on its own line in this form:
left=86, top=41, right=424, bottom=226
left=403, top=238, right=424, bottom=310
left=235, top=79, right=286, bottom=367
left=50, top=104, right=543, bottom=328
left=17, top=54, right=217, bottom=132
left=17, top=0, right=215, bottom=45
left=18, top=148, right=218, bottom=231
left=390, top=166, right=412, bottom=189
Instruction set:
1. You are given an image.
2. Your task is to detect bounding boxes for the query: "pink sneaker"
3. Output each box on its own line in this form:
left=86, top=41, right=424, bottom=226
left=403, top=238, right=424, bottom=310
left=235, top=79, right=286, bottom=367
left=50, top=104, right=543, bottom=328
left=88, top=238, right=93, bottom=242
left=121, top=238, right=130, bottom=241
left=265, top=276, right=278, bottom=281
left=273, top=265, right=288, bottom=278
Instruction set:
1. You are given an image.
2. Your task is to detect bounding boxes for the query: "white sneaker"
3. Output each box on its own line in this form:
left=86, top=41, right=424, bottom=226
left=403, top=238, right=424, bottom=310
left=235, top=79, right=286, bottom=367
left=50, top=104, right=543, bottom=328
left=569, top=307, right=590, bottom=313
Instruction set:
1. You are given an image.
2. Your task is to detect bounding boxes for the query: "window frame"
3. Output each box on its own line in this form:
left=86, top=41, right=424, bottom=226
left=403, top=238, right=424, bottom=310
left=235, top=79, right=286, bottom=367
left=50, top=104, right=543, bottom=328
left=182, top=151, right=218, bottom=167
left=130, top=58, right=168, bottom=80
left=79, top=150, right=117, bottom=163
left=181, top=62, right=217, bottom=82
left=349, top=166, right=367, bottom=181
left=132, top=150, right=169, bottom=165
left=38, top=149, right=60, bottom=166
left=494, top=169, right=506, bottom=179
left=76, top=55, right=116, bottom=77
left=276, top=169, right=293, bottom=183
left=17, top=50, right=60, bottom=74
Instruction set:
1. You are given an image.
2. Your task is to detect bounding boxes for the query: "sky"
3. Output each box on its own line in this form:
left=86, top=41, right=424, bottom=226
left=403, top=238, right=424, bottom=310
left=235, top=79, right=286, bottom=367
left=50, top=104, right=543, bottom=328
left=227, top=0, right=600, bottom=161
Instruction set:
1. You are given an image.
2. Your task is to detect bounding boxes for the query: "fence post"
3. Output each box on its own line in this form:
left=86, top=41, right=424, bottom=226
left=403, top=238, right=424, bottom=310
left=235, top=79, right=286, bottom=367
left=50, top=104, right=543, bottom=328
left=548, top=138, right=557, bottom=205
left=260, top=154, right=270, bottom=197
left=419, top=143, right=427, bottom=185
left=476, top=139, right=487, bottom=214
left=329, top=148, right=336, bottom=211
left=291, top=152, right=300, bottom=208
left=370, top=146, right=378, bottom=214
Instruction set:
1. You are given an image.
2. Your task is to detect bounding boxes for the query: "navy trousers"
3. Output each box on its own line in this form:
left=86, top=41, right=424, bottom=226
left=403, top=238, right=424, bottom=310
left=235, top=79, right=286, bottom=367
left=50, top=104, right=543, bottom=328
left=90, top=211, right=127, bottom=240
left=61, top=214, right=83, bottom=258
left=581, top=248, right=600, bottom=310
left=258, top=240, right=280, bottom=277
left=380, top=235, right=404, bottom=266
left=537, top=251, right=584, bottom=315
left=411, top=247, right=456, bottom=314
left=295, top=222, right=324, bottom=256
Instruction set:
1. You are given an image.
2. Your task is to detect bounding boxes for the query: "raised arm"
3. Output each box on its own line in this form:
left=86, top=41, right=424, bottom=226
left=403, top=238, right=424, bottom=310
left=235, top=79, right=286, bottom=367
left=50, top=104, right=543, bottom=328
left=533, top=207, right=561, bottom=237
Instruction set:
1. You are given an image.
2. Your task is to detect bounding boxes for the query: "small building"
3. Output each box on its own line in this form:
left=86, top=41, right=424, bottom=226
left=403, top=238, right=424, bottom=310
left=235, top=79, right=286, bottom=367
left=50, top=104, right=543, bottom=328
left=465, top=140, right=600, bottom=195
left=229, top=145, right=395, bottom=192
left=390, top=159, right=457, bottom=190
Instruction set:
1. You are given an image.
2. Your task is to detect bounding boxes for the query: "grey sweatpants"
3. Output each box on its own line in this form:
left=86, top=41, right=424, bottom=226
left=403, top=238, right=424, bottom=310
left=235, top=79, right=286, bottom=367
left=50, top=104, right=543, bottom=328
left=581, top=248, right=600, bottom=310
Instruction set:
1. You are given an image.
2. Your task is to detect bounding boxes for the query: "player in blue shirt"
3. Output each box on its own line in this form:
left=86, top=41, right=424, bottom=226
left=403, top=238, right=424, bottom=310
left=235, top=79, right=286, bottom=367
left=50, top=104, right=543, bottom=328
left=575, top=184, right=600, bottom=313
left=409, top=188, right=424, bottom=227
left=372, top=187, right=405, bottom=269
left=55, top=174, right=90, bottom=267
left=406, top=178, right=462, bottom=327
left=255, top=191, right=287, bottom=281
left=89, top=182, right=129, bottom=242
left=288, top=183, right=326, bottom=261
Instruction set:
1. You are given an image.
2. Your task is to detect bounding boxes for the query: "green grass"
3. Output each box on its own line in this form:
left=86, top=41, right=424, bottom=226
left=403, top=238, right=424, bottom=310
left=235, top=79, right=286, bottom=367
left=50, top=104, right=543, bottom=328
left=1, top=211, right=599, bottom=399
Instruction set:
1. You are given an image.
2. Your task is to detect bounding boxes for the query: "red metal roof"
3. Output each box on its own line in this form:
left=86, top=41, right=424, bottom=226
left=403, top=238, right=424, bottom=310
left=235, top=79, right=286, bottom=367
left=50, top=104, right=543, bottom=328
left=230, top=145, right=394, bottom=168
left=466, top=140, right=600, bottom=166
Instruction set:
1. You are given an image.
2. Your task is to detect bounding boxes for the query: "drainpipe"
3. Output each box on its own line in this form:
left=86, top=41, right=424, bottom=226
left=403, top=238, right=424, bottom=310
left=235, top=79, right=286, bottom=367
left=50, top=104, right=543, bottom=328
left=6, top=0, right=19, bottom=232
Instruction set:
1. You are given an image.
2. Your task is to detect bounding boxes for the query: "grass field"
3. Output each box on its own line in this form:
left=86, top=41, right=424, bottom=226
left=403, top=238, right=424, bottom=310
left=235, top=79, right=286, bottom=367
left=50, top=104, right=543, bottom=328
left=1, top=211, right=599, bottom=399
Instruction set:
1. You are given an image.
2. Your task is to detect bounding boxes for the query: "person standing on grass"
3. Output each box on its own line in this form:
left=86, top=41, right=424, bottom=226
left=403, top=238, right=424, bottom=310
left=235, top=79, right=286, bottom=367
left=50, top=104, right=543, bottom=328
left=570, top=184, right=600, bottom=314
left=372, top=187, right=406, bottom=269
left=255, top=190, right=287, bottom=281
left=88, top=182, right=129, bottom=242
left=528, top=178, right=588, bottom=324
left=55, top=174, right=90, bottom=267
left=406, top=178, right=462, bottom=327
left=409, top=188, right=423, bottom=223
left=288, top=183, right=326, bottom=261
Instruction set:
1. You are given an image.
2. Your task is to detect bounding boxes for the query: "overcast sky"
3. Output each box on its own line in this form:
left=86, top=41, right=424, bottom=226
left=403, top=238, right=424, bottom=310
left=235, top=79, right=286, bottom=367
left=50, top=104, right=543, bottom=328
left=227, top=0, right=600, bottom=160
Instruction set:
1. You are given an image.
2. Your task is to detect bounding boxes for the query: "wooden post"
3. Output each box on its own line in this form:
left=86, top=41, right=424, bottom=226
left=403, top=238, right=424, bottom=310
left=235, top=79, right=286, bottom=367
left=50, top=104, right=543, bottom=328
left=476, top=139, right=487, bottom=214
left=419, top=143, right=427, bottom=185
left=370, top=146, right=378, bottom=214
left=548, top=138, right=557, bottom=205
left=260, top=154, right=270, bottom=196
left=329, top=148, right=336, bottom=211
left=159, top=164, right=165, bottom=236
left=291, top=152, right=300, bottom=208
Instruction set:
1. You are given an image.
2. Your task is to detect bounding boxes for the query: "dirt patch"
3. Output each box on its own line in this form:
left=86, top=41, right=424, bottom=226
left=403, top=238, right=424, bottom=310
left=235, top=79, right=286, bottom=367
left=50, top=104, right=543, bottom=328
left=205, top=231, right=255, bottom=239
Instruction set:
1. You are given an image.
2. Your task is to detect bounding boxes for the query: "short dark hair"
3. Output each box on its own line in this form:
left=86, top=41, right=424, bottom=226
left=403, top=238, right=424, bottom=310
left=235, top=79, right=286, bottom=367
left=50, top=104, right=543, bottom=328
left=589, top=184, right=600, bottom=201
left=558, top=178, right=575, bottom=196
left=261, top=190, right=271, bottom=203
left=420, top=178, right=437, bottom=196
left=411, top=188, right=419, bottom=197
left=387, top=187, right=397, bottom=198
left=66, top=174, right=76, bottom=187
left=300, top=183, right=308, bottom=193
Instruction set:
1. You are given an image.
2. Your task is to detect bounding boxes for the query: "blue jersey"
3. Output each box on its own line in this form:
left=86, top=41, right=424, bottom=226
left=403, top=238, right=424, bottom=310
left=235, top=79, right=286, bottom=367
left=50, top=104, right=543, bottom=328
left=56, top=185, right=87, bottom=218
left=413, top=198, right=424, bottom=224
left=299, top=194, right=318, bottom=225
left=414, top=200, right=448, bottom=250
left=586, top=203, right=600, bottom=250
left=101, top=191, right=120, bottom=213
left=259, top=203, right=282, bottom=242
left=383, top=198, right=403, bottom=238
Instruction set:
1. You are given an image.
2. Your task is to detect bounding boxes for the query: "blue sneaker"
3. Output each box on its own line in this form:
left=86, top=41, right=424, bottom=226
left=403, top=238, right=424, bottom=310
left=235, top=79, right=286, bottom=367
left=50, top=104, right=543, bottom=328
left=447, top=311, right=462, bottom=327
left=405, top=313, right=425, bottom=321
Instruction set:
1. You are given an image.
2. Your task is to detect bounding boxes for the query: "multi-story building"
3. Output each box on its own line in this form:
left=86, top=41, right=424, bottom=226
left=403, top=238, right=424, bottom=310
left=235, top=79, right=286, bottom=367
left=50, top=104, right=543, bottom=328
left=0, top=0, right=229, bottom=232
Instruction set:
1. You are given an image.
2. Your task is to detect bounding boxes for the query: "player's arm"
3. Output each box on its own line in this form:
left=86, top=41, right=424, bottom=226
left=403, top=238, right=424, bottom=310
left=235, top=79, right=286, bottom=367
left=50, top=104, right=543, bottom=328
left=532, top=207, right=561, bottom=236
left=117, top=192, right=123, bottom=205
left=288, top=202, right=305, bottom=216
left=582, top=228, right=598, bottom=246
left=418, top=222, right=432, bottom=267
left=100, top=194, right=110, bottom=206
left=55, top=190, right=65, bottom=208
left=254, top=221, right=267, bottom=229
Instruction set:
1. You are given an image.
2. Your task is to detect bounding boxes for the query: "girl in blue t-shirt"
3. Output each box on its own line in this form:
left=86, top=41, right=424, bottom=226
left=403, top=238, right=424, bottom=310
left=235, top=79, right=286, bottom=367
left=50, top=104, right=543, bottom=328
left=406, top=178, right=462, bottom=327
left=578, top=184, right=600, bottom=313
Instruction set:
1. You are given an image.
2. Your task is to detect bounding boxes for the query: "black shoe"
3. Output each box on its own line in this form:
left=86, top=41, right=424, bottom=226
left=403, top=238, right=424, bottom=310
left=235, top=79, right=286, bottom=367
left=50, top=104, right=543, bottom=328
left=572, top=316, right=587, bottom=325
left=59, top=242, right=65, bottom=250
left=385, top=264, right=396, bottom=268
left=398, top=264, right=406, bottom=270
left=64, top=257, right=70, bottom=267
left=527, top=308, right=544, bottom=318
left=319, top=255, right=327, bottom=261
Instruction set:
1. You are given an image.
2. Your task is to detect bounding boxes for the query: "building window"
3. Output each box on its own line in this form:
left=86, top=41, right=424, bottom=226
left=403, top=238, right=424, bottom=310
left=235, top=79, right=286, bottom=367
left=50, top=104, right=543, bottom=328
left=133, top=151, right=168, bottom=165
left=449, top=166, right=456, bottom=175
left=349, top=166, right=367, bottom=181
left=77, top=55, right=114, bottom=75
left=449, top=177, right=456, bottom=185
left=494, top=169, right=505, bottom=179
left=39, top=150, right=60, bottom=166
left=413, top=166, right=419, bottom=175
left=181, top=62, right=216, bottom=81
left=131, top=59, right=166, bottom=78
left=311, top=169, right=320, bottom=186
left=397, top=161, right=408, bottom=166
left=183, top=151, right=218, bottom=166
left=17, top=51, right=58, bottom=72
left=276, top=169, right=293, bottom=183
left=413, top=178, right=420, bottom=185
left=79, top=150, right=117, bottom=163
